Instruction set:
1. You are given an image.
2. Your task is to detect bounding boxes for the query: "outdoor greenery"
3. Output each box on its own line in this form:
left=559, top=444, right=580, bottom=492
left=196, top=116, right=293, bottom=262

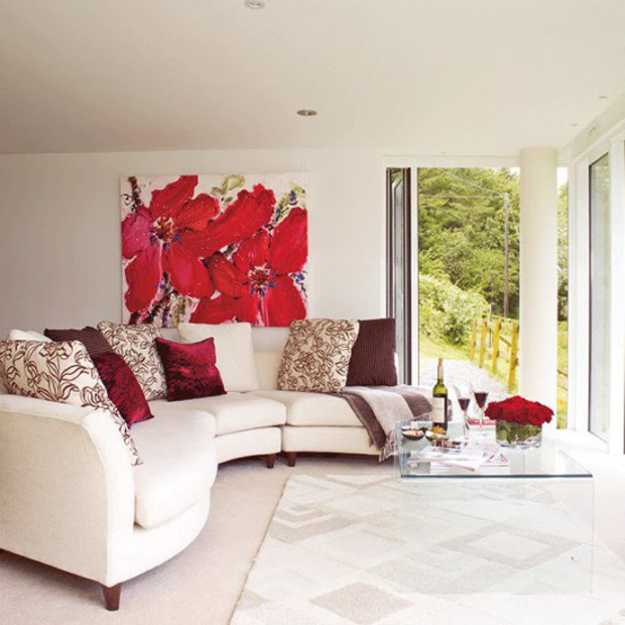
left=419, top=274, right=489, bottom=345
left=558, top=184, right=569, bottom=322
left=417, top=167, right=569, bottom=426
left=418, top=167, right=520, bottom=318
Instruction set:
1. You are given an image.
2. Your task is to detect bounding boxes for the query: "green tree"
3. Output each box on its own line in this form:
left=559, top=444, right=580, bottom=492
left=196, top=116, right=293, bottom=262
left=418, top=168, right=520, bottom=318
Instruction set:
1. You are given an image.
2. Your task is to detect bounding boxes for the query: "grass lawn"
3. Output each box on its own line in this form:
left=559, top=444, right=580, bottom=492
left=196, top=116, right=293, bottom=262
left=419, top=333, right=468, bottom=361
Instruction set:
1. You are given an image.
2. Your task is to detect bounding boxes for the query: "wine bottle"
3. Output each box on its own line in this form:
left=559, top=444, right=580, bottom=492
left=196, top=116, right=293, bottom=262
left=432, top=358, right=448, bottom=430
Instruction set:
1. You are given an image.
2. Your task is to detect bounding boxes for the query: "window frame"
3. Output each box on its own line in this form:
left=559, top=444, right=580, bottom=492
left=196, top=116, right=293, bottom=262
left=386, top=168, right=413, bottom=384
left=569, top=131, right=625, bottom=454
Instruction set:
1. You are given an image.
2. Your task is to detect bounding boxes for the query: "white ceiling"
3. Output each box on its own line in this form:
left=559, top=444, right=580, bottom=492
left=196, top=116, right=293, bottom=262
left=2, top=0, right=625, bottom=155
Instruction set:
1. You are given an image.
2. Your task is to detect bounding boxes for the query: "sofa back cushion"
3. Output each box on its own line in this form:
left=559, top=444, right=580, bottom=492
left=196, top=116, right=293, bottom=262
left=277, top=319, right=360, bottom=393
left=346, top=318, right=398, bottom=386
left=254, top=351, right=282, bottom=390
left=98, top=321, right=167, bottom=401
left=250, top=327, right=289, bottom=353
left=178, top=322, right=259, bottom=392
left=8, top=329, right=51, bottom=342
left=0, top=340, right=141, bottom=465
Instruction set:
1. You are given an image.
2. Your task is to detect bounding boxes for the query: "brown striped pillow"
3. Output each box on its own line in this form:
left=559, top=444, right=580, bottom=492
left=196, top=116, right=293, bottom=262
left=346, top=318, right=397, bottom=387
left=44, top=326, right=113, bottom=359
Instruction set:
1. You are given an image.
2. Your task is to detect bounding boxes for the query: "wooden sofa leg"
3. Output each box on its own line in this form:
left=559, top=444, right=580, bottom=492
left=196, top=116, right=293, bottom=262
left=101, top=583, right=122, bottom=611
left=285, top=452, right=297, bottom=467
left=265, top=453, right=277, bottom=469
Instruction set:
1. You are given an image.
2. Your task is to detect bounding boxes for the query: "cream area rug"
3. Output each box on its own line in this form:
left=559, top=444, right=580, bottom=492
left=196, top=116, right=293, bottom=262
left=230, top=474, right=625, bottom=625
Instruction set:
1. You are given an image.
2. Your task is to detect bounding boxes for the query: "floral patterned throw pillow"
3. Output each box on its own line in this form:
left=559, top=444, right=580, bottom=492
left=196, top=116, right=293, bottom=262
left=97, top=321, right=166, bottom=401
left=277, top=319, right=360, bottom=393
left=0, top=340, right=141, bottom=466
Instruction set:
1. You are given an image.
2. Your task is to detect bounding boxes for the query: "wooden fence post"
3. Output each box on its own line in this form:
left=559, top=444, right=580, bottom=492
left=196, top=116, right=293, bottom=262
left=507, top=322, right=519, bottom=391
left=491, top=318, right=501, bottom=375
left=479, top=318, right=488, bottom=369
left=469, top=320, right=476, bottom=361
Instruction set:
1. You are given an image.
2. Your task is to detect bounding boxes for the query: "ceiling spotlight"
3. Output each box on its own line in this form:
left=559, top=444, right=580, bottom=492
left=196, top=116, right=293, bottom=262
left=570, top=122, right=579, bottom=127
left=297, top=109, right=318, bottom=117
left=598, top=95, right=608, bottom=100
left=244, top=0, right=265, bottom=8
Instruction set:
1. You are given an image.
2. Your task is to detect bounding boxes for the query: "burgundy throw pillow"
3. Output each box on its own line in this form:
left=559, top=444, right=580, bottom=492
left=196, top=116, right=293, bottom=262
left=346, top=318, right=398, bottom=386
left=91, top=352, right=154, bottom=427
left=44, top=327, right=113, bottom=359
left=155, top=337, right=226, bottom=402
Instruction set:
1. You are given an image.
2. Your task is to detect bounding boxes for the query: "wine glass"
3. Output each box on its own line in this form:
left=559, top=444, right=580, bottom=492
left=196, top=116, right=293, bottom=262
left=458, top=397, right=471, bottom=433
left=452, top=383, right=473, bottom=438
left=474, top=390, right=489, bottom=429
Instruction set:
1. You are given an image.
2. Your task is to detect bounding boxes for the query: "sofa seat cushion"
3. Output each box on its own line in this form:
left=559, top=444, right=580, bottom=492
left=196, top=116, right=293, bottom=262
left=149, top=393, right=286, bottom=436
left=131, top=410, right=217, bottom=529
left=251, top=390, right=361, bottom=427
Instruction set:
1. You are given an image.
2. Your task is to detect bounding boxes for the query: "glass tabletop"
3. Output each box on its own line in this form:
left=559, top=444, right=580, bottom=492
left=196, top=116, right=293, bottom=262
left=395, top=422, right=592, bottom=479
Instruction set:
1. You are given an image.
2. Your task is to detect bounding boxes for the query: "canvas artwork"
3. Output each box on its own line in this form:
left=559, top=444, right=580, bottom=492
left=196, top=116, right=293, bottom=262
left=120, top=174, right=308, bottom=327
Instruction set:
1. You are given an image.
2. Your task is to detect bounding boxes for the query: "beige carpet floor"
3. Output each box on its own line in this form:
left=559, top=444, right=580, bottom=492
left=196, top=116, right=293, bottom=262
left=0, top=455, right=390, bottom=625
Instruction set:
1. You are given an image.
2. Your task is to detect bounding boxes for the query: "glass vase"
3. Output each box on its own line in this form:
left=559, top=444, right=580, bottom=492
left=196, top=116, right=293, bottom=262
left=496, top=420, right=542, bottom=448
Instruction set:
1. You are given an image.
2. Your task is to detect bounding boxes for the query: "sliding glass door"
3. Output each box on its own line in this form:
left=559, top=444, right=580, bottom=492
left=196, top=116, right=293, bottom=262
left=416, top=167, right=520, bottom=405
left=589, top=154, right=611, bottom=440
left=386, top=169, right=412, bottom=383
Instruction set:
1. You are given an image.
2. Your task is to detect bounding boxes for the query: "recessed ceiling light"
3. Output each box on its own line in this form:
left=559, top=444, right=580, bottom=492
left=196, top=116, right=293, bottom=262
left=598, top=95, right=608, bottom=100
left=297, top=109, right=318, bottom=117
left=244, top=0, right=265, bottom=8
left=571, top=122, right=579, bottom=127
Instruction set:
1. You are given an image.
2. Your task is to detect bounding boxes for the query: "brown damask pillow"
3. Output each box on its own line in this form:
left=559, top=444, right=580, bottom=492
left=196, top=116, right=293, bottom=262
left=277, top=319, right=360, bottom=392
left=346, top=318, right=397, bottom=386
left=0, top=340, right=141, bottom=466
left=97, top=321, right=166, bottom=401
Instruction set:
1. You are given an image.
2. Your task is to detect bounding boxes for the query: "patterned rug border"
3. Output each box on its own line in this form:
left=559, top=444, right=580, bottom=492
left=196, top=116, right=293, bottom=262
left=226, top=477, right=290, bottom=625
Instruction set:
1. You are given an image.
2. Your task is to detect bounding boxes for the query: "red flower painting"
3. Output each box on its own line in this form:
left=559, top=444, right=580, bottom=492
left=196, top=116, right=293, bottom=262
left=120, top=174, right=308, bottom=327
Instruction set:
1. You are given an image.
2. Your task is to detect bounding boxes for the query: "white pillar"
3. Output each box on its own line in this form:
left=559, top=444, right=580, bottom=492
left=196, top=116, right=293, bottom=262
left=519, top=147, right=558, bottom=415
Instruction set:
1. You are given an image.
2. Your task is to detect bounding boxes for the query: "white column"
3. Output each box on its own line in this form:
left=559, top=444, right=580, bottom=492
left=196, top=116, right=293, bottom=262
left=519, top=147, right=558, bottom=415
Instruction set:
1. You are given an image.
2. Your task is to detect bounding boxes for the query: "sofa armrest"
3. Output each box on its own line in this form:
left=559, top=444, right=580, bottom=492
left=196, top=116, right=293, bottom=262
left=0, top=395, right=135, bottom=585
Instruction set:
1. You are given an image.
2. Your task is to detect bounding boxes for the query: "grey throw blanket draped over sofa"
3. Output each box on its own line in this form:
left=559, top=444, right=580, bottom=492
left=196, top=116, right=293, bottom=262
left=333, top=385, right=432, bottom=460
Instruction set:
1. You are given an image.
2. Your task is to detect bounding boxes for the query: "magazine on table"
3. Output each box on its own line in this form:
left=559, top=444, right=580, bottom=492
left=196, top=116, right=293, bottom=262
left=408, top=441, right=509, bottom=472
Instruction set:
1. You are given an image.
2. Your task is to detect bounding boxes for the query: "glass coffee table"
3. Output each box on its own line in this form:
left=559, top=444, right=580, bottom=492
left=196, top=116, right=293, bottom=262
left=395, top=421, right=593, bottom=479
left=391, top=421, right=594, bottom=593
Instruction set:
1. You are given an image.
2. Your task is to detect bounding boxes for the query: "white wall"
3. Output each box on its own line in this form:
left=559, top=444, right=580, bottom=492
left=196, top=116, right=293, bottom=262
left=0, top=149, right=386, bottom=336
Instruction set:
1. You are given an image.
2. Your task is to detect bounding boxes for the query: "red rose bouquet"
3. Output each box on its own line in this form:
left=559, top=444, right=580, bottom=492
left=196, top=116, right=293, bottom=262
left=486, top=396, right=552, bottom=448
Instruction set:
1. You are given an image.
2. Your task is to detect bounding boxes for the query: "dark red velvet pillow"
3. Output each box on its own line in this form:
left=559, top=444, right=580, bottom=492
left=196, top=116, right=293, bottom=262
left=346, top=318, right=398, bottom=386
left=91, top=352, right=154, bottom=427
left=155, top=337, right=226, bottom=402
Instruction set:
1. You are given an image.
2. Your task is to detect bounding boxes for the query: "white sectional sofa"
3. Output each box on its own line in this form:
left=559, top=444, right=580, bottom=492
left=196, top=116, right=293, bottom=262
left=0, top=325, right=378, bottom=610
left=0, top=394, right=218, bottom=611
left=157, top=325, right=378, bottom=466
